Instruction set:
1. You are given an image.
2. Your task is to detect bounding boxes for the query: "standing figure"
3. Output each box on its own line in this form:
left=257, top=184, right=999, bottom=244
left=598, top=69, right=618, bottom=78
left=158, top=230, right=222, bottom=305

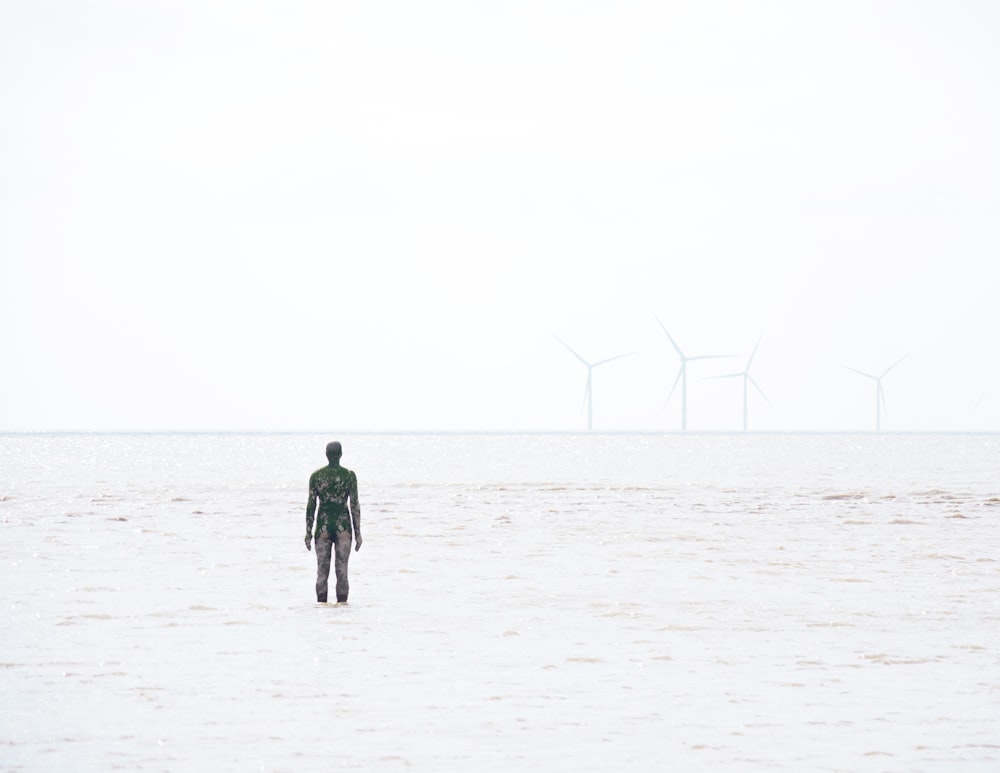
left=305, top=441, right=362, bottom=603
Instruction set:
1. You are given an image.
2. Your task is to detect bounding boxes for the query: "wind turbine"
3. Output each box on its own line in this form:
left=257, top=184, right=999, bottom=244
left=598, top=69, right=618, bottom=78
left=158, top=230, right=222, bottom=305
left=556, top=337, right=632, bottom=431
left=655, top=316, right=732, bottom=431
left=710, top=335, right=770, bottom=431
left=845, top=355, right=907, bottom=432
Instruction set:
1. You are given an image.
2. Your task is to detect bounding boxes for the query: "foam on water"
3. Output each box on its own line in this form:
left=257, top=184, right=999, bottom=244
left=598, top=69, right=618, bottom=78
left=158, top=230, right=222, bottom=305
left=1, top=433, right=998, bottom=771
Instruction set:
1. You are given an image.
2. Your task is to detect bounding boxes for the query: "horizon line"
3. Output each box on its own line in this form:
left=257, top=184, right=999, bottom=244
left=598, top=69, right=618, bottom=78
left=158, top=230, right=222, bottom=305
left=3, top=429, right=1000, bottom=437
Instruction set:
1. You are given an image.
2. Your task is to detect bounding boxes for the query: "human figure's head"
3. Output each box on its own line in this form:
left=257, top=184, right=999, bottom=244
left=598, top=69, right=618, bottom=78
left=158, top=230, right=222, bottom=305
left=325, top=441, right=343, bottom=464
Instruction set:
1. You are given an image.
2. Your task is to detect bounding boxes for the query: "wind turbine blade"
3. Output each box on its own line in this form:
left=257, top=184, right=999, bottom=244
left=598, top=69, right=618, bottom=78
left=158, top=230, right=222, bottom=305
left=878, top=382, right=888, bottom=416
left=845, top=366, right=877, bottom=380
left=746, top=334, right=763, bottom=369
left=748, top=375, right=772, bottom=407
left=593, top=352, right=633, bottom=368
left=555, top=336, right=590, bottom=367
left=654, top=316, right=685, bottom=359
left=665, top=368, right=683, bottom=407
left=880, top=354, right=908, bottom=379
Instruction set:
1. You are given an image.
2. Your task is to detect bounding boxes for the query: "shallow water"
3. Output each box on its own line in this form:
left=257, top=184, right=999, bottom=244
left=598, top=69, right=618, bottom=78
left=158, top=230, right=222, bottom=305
left=2, top=433, right=998, bottom=771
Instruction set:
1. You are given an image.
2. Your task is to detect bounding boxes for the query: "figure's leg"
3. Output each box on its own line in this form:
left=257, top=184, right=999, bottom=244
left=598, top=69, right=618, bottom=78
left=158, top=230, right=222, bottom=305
left=315, top=530, right=334, bottom=602
left=333, top=530, right=353, bottom=602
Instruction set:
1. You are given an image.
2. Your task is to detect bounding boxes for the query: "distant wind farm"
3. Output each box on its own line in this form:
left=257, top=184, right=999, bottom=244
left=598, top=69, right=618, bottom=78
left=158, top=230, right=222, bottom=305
left=554, top=319, right=933, bottom=432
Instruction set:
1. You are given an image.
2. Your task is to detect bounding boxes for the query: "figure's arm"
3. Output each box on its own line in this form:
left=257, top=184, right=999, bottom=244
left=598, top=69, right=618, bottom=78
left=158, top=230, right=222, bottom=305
left=349, top=471, right=362, bottom=551
left=305, top=480, right=317, bottom=551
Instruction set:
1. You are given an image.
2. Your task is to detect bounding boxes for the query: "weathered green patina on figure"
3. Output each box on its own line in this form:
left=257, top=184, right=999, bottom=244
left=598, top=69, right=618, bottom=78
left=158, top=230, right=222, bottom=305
left=305, top=441, right=362, bottom=603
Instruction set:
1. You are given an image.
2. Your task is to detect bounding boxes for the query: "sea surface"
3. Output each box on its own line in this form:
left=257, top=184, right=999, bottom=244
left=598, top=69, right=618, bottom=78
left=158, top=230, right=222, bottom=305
left=1, top=433, right=998, bottom=772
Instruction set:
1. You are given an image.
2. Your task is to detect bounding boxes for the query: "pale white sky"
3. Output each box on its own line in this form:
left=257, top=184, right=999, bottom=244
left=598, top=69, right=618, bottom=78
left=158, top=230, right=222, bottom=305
left=2, top=0, right=999, bottom=432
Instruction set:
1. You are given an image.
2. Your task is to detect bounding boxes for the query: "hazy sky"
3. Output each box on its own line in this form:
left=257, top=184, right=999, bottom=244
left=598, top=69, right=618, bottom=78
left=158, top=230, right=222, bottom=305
left=3, top=0, right=999, bottom=432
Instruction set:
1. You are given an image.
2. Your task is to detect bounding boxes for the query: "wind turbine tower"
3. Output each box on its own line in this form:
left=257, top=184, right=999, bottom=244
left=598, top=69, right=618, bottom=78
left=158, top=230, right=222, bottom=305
left=711, top=335, right=770, bottom=431
left=846, top=356, right=907, bottom=432
left=557, top=337, right=632, bottom=431
left=655, top=316, right=731, bottom=431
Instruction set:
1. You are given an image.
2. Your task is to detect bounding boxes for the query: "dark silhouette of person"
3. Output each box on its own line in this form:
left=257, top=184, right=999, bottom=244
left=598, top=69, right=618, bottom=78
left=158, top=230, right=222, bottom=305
left=305, top=441, right=362, bottom=603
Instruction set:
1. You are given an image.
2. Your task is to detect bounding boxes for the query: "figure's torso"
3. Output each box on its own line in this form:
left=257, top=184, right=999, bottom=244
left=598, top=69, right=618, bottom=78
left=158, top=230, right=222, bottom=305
left=310, top=464, right=355, bottom=533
